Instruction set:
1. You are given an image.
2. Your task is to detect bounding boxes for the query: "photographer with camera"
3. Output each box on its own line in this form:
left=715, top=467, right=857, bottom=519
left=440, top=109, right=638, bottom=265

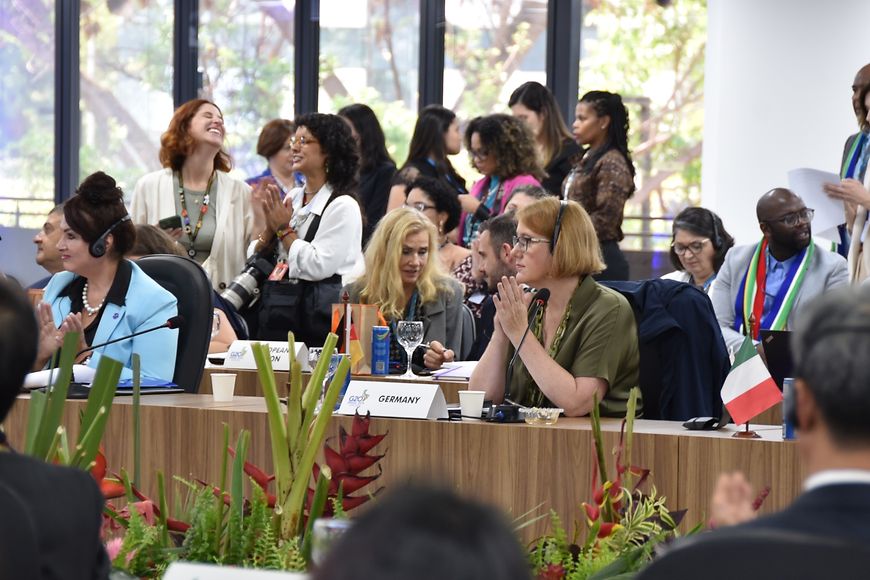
left=235, top=113, right=363, bottom=347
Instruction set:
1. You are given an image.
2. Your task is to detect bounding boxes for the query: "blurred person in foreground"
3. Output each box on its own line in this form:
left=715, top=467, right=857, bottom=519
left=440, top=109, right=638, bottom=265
left=469, top=198, right=639, bottom=417
left=313, top=484, right=531, bottom=580
left=706, top=287, right=870, bottom=542
left=0, top=277, right=110, bottom=579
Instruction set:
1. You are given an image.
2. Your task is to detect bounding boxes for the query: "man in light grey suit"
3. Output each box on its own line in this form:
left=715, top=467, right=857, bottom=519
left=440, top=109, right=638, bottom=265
left=711, top=188, right=849, bottom=351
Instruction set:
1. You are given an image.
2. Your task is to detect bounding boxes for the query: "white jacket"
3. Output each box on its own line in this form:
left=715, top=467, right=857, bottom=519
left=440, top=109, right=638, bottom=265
left=130, top=168, right=254, bottom=290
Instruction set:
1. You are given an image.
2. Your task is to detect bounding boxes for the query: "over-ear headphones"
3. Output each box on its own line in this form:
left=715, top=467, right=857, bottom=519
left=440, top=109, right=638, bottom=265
left=89, top=215, right=131, bottom=258
left=551, top=200, right=568, bottom=253
left=707, top=208, right=723, bottom=250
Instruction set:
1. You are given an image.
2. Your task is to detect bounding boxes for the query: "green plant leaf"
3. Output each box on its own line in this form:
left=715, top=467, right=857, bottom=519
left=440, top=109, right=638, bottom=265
left=31, top=332, right=78, bottom=459
left=252, top=342, right=292, bottom=504
left=301, top=465, right=332, bottom=564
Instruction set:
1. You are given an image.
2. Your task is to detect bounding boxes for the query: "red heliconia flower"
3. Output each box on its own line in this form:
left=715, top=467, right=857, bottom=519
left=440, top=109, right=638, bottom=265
left=538, top=563, right=567, bottom=579
left=309, top=412, right=387, bottom=515
left=597, top=522, right=620, bottom=539
left=227, top=447, right=275, bottom=491
left=752, top=485, right=771, bottom=511
left=90, top=449, right=126, bottom=500
left=582, top=501, right=600, bottom=522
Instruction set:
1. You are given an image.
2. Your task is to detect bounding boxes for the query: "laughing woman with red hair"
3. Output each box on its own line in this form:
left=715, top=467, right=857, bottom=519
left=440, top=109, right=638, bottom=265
left=130, top=98, right=255, bottom=291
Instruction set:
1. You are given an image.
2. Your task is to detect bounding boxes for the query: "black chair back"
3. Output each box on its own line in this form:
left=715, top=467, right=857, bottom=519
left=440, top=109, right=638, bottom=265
left=137, top=255, right=212, bottom=392
left=638, top=528, right=870, bottom=579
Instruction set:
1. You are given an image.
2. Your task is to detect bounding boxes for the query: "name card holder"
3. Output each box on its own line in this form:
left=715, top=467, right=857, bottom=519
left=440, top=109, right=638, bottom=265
left=224, top=340, right=310, bottom=372
left=336, top=380, right=448, bottom=420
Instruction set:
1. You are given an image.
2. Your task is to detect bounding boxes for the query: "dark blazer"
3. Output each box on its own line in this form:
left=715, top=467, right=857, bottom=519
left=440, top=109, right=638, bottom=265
left=359, top=161, right=397, bottom=245
left=739, top=483, right=870, bottom=545
left=603, top=278, right=729, bottom=421
left=542, top=138, right=582, bottom=196
left=0, top=452, right=109, bottom=579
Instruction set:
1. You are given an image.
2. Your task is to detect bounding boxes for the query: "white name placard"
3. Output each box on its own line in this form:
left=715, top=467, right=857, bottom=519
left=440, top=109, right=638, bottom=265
left=336, top=380, right=448, bottom=420
left=224, top=340, right=310, bottom=372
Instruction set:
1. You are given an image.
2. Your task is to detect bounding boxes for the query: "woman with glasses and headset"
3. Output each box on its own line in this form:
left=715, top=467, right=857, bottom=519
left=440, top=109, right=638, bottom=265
left=469, top=198, right=639, bottom=418
left=34, top=172, right=178, bottom=382
left=662, top=207, right=735, bottom=293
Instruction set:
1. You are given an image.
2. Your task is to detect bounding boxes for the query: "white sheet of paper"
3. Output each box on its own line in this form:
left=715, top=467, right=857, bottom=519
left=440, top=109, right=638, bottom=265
left=23, top=365, right=97, bottom=389
left=431, top=360, right=478, bottom=379
left=787, top=168, right=845, bottom=240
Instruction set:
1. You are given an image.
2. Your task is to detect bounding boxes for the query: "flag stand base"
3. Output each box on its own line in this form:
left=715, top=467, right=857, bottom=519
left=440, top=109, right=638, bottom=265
left=732, top=423, right=762, bottom=438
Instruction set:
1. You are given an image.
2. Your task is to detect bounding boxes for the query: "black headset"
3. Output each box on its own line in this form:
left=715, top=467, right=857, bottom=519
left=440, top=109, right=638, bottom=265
left=89, top=215, right=131, bottom=258
left=551, top=200, right=568, bottom=253
left=707, top=208, right=723, bottom=250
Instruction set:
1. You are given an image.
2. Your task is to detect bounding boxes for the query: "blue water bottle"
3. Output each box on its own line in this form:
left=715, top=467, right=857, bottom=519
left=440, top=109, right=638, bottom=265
left=371, top=326, right=390, bottom=375
left=782, top=377, right=796, bottom=440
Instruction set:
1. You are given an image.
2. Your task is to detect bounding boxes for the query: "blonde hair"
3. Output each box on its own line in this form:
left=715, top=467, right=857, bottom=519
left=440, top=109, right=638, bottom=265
left=517, top=198, right=605, bottom=277
left=358, top=208, right=452, bottom=320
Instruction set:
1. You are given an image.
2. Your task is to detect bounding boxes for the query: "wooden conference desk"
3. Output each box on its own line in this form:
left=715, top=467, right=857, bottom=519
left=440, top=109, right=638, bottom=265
left=200, top=367, right=467, bottom=404
left=4, top=394, right=801, bottom=543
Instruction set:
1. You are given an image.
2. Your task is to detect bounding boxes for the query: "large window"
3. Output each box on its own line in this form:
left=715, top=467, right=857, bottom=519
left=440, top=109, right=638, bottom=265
left=79, top=0, right=174, bottom=192
left=319, top=0, right=420, bottom=166
left=580, top=0, right=707, bottom=251
left=199, top=0, right=295, bottom=180
left=444, top=0, right=547, bottom=182
left=0, top=0, right=55, bottom=229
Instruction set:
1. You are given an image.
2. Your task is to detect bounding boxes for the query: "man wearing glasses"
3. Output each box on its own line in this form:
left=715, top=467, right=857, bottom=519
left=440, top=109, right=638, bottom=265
left=711, top=188, right=849, bottom=352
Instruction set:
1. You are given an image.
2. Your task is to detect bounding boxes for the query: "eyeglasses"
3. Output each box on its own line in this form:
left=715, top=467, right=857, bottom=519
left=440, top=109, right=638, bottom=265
left=766, top=208, right=814, bottom=228
left=672, top=239, right=711, bottom=256
left=512, top=234, right=551, bottom=252
left=469, top=149, right=489, bottom=161
left=406, top=202, right=436, bottom=212
left=289, top=135, right=318, bottom=147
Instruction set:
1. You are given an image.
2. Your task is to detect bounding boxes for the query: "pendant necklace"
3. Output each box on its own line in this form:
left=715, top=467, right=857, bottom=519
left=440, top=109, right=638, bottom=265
left=177, top=171, right=215, bottom=258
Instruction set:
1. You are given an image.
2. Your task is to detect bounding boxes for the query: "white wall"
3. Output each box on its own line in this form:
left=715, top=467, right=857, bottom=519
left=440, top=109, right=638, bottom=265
left=702, top=0, right=870, bottom=244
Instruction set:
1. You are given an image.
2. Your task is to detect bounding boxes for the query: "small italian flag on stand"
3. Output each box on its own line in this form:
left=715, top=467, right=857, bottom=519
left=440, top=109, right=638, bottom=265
left=721, top=336, right=782, bottom=425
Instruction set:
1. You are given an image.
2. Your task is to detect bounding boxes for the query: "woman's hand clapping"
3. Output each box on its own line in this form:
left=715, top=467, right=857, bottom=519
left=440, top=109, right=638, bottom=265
left=492, top=276, right=533, bottom=347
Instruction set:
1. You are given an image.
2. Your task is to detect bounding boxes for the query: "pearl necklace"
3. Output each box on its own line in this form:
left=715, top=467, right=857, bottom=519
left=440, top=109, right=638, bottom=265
left=82, top=282, right=105, bottom=316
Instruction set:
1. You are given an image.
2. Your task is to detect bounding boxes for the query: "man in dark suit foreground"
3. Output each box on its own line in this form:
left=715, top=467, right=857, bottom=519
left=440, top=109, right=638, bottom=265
left=639, top=287, right=870, bottom=579
left=708, top=285, right=870, bottom=541
left=0, top=278, right=109, bottom=579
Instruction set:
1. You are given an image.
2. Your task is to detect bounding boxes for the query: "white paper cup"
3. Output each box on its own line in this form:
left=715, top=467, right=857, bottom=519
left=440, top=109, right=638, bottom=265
left=458, top=390, right=485, bottom=419
left=211, top=373, right=237, bottom=402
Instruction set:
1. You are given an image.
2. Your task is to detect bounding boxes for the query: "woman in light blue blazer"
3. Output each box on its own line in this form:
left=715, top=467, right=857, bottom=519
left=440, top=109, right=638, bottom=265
left=34, top=172, right=178, bottom=382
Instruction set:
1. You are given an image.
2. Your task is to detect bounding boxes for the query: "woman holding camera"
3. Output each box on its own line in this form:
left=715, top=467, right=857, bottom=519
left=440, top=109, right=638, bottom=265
left=131, top=98, right=255, bottom=291
left=252, top=113, right=364, bottom=346
left=344, top=208, right=464, bottom=371
left=469, top=198, right=639, bottom=417
left=36, top=172, right=178, bottom=382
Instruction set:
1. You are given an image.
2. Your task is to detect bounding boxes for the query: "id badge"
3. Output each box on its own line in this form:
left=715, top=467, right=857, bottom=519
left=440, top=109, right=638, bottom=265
left=268, top=261, right=289, bottom=281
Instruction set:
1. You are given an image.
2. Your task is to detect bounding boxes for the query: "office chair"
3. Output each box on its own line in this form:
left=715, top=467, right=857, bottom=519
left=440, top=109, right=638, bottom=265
left=137, top=255, right=212, bottom=392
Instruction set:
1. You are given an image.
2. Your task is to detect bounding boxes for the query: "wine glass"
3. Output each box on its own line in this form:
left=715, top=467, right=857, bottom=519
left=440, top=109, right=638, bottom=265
left=211, top=311, right=220, bottom=339
left=396, top=320, right=424, bottom=379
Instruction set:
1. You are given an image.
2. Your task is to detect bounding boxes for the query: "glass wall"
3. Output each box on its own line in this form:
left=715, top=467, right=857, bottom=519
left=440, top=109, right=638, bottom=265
left=79, top=0, right=174, bottom=192
left=0, top=0, right=55, bottom=229
left=319, top=0, right=420, bottom=166
left=579, top=0, right=707, bottom=251
left=444, top=0, right=548, bottom=182
left=199, top=0, right=295, bottom=180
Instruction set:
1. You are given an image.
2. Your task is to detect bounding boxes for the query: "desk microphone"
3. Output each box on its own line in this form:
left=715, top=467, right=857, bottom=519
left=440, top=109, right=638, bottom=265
left=488, top=288, right=550, bottom=423
left=76, top=315, right=184, bottom=358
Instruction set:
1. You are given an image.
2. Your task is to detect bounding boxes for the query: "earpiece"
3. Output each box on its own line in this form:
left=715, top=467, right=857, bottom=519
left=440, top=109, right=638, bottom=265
left=708, top=209, right=723, bottom=250
left=89, top=215, right=131, bottom=258
left=551, top=200, right=568, bottom=253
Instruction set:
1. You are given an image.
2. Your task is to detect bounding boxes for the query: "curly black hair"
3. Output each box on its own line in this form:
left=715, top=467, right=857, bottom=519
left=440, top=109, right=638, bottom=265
left=294, top=113, right=360, bottom=197
left=406, top=175, right=462, bottom=233
left=464, top=114, right=544, bottom=181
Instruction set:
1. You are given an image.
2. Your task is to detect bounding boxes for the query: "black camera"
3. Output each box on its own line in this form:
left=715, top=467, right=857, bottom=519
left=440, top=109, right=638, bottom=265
left=220, top=248, right=277, bottom=311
